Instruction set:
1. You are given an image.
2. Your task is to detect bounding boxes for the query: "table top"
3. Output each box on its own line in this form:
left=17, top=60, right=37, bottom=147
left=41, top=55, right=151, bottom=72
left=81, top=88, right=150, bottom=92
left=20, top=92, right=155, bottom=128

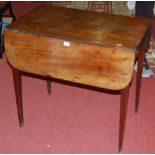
left=5, top=5, right=150, bottom=90
left=6, top=5, right=150, bottom=52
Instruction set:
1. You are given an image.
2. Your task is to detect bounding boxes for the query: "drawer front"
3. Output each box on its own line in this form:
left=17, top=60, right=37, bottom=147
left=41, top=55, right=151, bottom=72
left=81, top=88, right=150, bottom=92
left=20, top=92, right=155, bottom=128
left=5, top=30, right=135, bottom=90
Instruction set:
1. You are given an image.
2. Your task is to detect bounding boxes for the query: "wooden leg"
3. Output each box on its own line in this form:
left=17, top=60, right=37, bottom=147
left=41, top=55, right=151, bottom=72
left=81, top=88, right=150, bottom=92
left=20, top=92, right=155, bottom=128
left=12, top=67, right=24, bottom=127
left=47, top=79, right=51, bottom=95
left=119, top=85, right=130, bottom=152
left=135, top=47, right=145, bottom=113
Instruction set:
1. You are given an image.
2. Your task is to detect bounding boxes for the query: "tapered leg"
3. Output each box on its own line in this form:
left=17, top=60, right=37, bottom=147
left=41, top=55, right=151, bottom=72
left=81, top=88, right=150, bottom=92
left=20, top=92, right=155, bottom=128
left=12, top=67, right=24, bottom=127
left=135, top=47, right=145, bottom=113
left=135, top=28, right=151, bottom=113
left=47, top=79, right=51, bottom=95
left=119, top=85, right=130, bottom=152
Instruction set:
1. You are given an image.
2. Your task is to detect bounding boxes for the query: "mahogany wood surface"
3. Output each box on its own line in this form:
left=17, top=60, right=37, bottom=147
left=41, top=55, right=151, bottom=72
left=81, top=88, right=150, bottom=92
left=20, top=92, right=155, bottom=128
left=5, top=30, right=135, bottom=90
left=11, top=67, right=24, bottom=127
left=119, top=85, right=130, bottom=152
left=4, top=5, right=150, bottom=152
left=6, top=5, right=149, bottom=51
left=5, top=5, right=150, bottom=90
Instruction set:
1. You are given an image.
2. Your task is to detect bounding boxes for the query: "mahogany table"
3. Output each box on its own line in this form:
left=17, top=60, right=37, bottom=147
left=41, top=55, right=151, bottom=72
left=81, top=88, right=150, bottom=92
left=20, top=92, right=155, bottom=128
left=4, top=5, right=150, bottom=152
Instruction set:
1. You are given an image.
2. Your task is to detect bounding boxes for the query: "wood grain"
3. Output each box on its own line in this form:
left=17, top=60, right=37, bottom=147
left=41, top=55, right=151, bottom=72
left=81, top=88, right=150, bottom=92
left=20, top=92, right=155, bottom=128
left=7, top=5, right=150, bottom=51
left=5, top=30, right=135, bottom=90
